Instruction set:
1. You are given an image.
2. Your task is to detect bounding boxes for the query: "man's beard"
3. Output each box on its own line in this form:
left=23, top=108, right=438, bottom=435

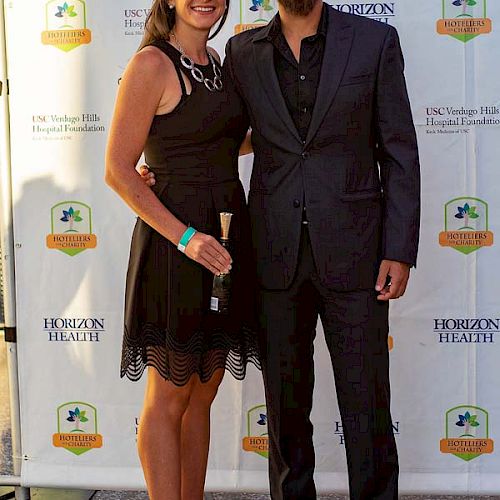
left=279, top=0, right=318, bottom=16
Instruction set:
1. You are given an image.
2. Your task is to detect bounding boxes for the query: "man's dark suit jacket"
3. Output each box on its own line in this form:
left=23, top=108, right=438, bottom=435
left=225, top=4, right=420, bottom=291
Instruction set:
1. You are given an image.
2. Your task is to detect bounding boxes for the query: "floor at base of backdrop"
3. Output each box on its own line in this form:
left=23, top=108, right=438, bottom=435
left=1, top=488, right=500, bottom=499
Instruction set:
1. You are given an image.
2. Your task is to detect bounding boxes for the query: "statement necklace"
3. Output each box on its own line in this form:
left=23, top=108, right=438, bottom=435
left=170, top=31, right=223, bottom=92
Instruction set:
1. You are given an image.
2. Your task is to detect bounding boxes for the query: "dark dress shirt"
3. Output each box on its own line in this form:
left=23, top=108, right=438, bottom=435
left=269, top=5, right=328, bottom=142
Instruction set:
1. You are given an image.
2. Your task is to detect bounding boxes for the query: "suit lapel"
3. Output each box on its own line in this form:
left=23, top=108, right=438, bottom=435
left=305, top=8, right=353, bottom=147
left=253, top=24, right=302, bottom=144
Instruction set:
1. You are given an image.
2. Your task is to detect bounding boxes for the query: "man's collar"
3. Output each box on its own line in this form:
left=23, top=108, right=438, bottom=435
left=316, top=3, right=329, bottom=37
left=254, top=2, right=328, bottom=42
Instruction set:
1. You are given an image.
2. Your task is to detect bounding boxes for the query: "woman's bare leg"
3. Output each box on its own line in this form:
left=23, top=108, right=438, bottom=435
left=137, top=367, right=194, bottom=500
left=180, top=368, right=225, bottom=500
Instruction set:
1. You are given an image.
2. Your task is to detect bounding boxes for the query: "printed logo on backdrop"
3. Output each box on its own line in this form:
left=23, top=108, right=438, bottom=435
left=242, top=404, right=268, bottom=458
left=235, top=0, right=276, bottom=33
left=328, top=1, right=396, bottom=24
left=434, top=318, right=498, bottom=343
left=335, top=419, right=400, bottom=445
left=43, top=317, right=105, bottom=342
left=53, top=402, right=103, bottom=455
left=123, top=8, right=151, bottom=37
left=46, top=202, right=97, bottom=256
left=424, top=105, right=500, bottom=135
left=234, top=2, right=396, bottom=33
left=439, top=197, right=493, bottom=254
left=41, top=1, right=92, bottom=52
left=440, top=405, right=493, bottom=461
left=437, top=0, right=492, bottom=43
left=33, top=113, right=104, bottom=141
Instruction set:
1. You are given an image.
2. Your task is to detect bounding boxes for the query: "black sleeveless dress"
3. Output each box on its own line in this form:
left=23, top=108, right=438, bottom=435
left=121, top=40, right=260, bottom=385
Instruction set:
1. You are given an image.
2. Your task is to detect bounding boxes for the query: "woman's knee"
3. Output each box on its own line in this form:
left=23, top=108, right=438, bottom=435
left=143, top=368, right=194, bottom=419
left=190, top=369, right=224, bottom=407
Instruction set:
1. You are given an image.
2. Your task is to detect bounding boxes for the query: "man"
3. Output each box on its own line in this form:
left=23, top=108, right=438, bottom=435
left=224, top=1, right=420, bottom=498
left=143, top=0, right=420, bottom=497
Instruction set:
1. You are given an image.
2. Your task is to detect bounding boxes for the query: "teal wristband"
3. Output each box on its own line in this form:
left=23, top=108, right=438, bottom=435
left=177, top=227, right=197, bottom=253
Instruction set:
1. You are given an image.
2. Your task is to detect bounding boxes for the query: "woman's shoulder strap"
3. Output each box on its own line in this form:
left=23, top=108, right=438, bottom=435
left=145, top=40, right=187, bottom=96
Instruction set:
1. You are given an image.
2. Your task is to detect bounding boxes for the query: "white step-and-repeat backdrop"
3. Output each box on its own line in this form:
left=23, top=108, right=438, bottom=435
left=4, top=0, right=500, bottom=494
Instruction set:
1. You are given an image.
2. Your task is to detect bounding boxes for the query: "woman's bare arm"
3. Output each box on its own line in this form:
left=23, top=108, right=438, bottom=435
left=105, top=47, right=231, bottom=274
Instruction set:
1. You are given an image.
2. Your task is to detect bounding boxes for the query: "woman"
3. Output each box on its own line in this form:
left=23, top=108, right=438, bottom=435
left=104, top=0, right=259, bottom=498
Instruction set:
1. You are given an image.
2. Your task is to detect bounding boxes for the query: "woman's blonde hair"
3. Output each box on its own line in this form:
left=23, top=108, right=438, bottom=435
left=139, top=0, right=230, bottom=50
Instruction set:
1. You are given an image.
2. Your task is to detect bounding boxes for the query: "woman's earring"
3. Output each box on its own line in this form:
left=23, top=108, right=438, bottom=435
left=168, top=3, right=174, bottom=9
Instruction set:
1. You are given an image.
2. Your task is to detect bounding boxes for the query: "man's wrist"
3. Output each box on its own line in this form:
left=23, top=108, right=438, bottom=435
left=381, top=257, right=414, bottom=268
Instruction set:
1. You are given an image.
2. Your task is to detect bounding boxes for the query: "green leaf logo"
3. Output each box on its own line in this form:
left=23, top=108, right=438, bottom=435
left=452, top=0, right=478, bottom=18
left=60, top=206, right=83, bottom=232
left=66, top=407, right=89, bottom=432
left=454, top=202, right=479, bottom=229
left=456, top=411, right=480, bottom=437
left=55, top=3, right=78, bottom=19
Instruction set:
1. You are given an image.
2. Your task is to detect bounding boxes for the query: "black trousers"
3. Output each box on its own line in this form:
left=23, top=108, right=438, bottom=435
left=257, top=226, right=398, bottom=500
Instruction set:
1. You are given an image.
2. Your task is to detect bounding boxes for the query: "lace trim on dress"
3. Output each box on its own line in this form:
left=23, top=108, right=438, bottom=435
left=120, top=322, right=261, bottom=386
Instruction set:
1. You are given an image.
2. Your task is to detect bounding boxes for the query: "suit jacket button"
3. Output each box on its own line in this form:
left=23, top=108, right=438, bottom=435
left=301, top=152, right=310, bottom=159
left=293, top=199, right=301, bottom=208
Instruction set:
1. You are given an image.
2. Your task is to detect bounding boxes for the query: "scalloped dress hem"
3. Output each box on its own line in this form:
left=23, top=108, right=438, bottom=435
left=120, top=322, right=261, bottom=387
